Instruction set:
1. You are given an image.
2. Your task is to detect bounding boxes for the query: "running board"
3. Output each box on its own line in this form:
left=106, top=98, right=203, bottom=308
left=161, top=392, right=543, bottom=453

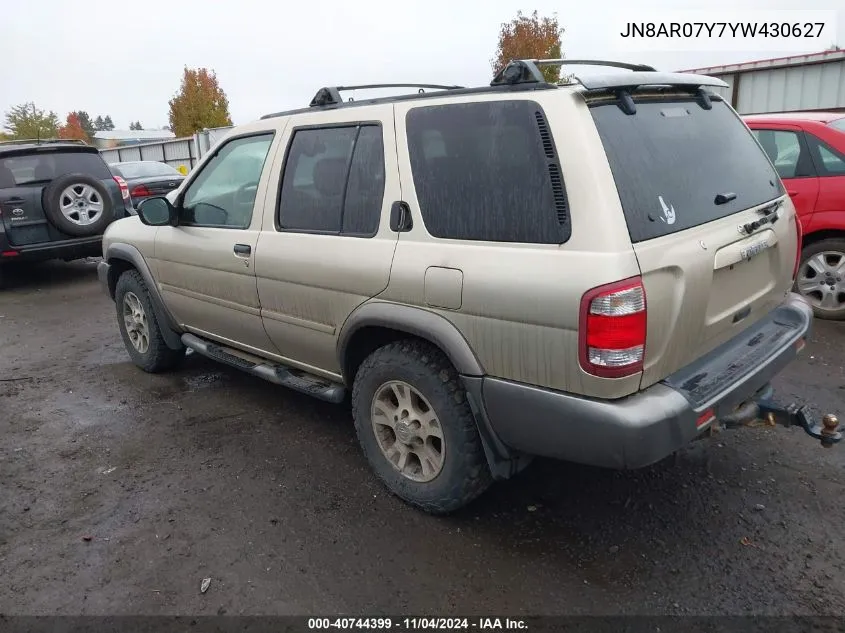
left=181, top=333, right=346, bottom=404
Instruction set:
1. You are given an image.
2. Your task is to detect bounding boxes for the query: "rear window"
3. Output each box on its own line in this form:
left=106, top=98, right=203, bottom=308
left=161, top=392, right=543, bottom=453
left=590, top=97, right=784, bottom=243
left=406, top=100, right=570, bottom=244
left=829, top=118, right=845, bottom=133
left=0, top=151, right=111, bottom=187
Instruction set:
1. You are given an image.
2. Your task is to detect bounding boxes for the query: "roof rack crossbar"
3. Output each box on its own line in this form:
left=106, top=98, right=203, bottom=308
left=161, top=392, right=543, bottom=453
left=309, top=83, right=464, bottom=107
left=491, top=58, right=657, bottom=86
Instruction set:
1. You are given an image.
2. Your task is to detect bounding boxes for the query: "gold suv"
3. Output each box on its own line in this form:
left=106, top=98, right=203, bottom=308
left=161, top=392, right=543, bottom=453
left=98, top=59, right=828, bottom=513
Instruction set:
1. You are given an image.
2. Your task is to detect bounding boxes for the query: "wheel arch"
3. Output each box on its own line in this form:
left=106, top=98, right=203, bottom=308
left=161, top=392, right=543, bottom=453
left=802, top=228, right=845, bottom=248
left=337, top=302, right=484, bottom=387
left=105, top=242, right=184, bottom=350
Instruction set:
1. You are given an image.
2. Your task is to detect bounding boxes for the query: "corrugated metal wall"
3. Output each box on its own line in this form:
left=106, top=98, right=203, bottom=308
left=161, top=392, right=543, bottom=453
left=686, top=53, right=845, bottom=115
left=734, top=62, right=845, bottom=114
left=99, top=126, right=234, bottom=172
left=100, top=137, right=198, bottom=171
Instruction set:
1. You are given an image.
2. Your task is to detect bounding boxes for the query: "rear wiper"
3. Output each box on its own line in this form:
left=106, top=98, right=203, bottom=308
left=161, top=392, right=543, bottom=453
left=714, top=192, right=737, bottom=205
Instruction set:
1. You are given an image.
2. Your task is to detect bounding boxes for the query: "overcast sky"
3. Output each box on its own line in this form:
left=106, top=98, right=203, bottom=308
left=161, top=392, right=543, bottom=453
left=1, top=0, right=843, bottom=131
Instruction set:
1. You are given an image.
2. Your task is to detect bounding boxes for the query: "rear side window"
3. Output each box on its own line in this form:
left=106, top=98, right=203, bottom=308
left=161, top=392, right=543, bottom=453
left=806, top=134, right=845, bottom=176
left=590, top=98, right=784, bottom=243
left=751, top=129, right=814, bottom=179
left=278, top=124, right=385, bottom=236
left=406, top=100, right=570, bottom=244
left=0, top=151, right=111, bottom=186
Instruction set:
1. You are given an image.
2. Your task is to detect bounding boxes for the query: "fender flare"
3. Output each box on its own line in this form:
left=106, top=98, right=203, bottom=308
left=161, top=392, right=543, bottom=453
left=104, top=242, right=184, bottom=351
left=336, top=301, right=484, bottom=381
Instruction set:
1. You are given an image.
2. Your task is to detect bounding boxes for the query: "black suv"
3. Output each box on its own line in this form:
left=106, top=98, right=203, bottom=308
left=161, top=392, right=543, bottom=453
left=0, top=140, right=134, bottom=284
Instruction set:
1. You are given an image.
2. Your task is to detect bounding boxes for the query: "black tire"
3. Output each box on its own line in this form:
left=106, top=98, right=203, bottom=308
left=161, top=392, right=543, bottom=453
left=795, top=238, right=845, bottom=321
left=115, top=270, right=185, bottom=373
left=351, top=340, right=492, bottom=514
left=42, top=173, right=114, bottom=237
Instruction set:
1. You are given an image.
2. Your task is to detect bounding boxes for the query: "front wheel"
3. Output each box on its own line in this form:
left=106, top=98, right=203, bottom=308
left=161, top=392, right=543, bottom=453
left=115, top=270, right=185, bottom=372
left=351, top=340, right=492, bottom=514
left=795, top=239, right=845, bottom=320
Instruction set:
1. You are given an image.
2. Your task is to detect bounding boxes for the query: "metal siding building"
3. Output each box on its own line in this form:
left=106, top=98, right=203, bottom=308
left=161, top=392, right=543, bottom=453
left=680, top=49, right=845, bottom=115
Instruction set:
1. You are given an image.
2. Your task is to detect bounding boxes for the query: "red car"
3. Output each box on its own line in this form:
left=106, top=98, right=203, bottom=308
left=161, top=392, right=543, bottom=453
left=744, top=112, right=845, bottom=320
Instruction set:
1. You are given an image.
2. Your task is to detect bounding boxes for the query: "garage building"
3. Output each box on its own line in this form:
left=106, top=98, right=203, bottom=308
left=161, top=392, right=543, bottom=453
left=680, top=49, right=845, bottom=115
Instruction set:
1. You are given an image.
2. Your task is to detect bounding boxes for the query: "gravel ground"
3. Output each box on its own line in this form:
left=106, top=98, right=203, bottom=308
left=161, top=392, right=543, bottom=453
left=1, top=259, right=844, bottom=616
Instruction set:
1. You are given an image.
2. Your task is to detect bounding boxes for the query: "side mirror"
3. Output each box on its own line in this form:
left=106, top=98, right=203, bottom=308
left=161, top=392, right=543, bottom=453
left=137, top=196, right=178, bottom=227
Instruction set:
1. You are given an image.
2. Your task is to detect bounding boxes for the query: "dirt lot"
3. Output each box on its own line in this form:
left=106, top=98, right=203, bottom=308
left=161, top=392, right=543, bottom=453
left=1, top=259, right=845, bottom=616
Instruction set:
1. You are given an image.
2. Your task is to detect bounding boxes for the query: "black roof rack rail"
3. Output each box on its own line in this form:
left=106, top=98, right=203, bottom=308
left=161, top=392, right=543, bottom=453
left=491, top=58, right=657, bottom=86
left=0, top=138, right=89, bottom=146
left=309, top=83, right=464, bottom=107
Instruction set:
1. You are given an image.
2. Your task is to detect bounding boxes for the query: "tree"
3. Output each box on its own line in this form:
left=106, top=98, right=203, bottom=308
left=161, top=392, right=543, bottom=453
left=94, top=115, right=105, bottom=131
left=58, top=113, right=89, bottom=142
left=491, top=10, right=565, bottom=83
left=73, top=111, right=95, bottom=139
left=168, top=67, right=233, bottom=137
left=129, top=121, right=144, bottom=131
left=3, top=102, right=60, bottom=140
left=103, top=115, right=115, bottom=131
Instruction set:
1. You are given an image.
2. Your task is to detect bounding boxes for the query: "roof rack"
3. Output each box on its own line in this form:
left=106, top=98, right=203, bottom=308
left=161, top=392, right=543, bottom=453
left=309, top=83, right=464, bottom=107
left=0, top=138, right=89, bottom=146
left=491, top=59, right=657, bottom=86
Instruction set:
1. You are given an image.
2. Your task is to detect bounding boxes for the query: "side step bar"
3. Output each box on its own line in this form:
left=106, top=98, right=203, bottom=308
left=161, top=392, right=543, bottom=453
left=181, top=333, right=346, bottom=404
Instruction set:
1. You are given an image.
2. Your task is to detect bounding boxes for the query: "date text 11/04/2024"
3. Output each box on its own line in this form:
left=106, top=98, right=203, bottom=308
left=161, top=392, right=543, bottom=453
left=619, top=21, right=826, bottom=38
left=307, top=618, right=528, bottom=630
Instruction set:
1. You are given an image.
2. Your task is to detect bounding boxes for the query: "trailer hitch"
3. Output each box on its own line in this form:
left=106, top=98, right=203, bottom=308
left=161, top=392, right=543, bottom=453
left=720, top=398, right=841, bottom=448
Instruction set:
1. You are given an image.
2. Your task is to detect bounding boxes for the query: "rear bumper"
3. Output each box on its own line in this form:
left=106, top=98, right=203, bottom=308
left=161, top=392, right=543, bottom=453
left=0, top=236, right=102, bottom=263
left=481, top=293, right=813, bottom=469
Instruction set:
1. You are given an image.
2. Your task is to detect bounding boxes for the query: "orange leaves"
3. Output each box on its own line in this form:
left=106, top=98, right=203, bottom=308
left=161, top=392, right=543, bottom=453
left=491, top=11, right=565, bottom=83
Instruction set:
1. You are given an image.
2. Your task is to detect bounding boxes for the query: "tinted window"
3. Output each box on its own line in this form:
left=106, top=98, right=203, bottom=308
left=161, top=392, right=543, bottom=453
left=406, top=101, right=568, bottom=244
left=181, top=133, right=273, bottom=228
left=115, top=161, right=180, bottom=178
left=591, top=99, right=784, bottom=243
left=343, top=126, right=385, bottom=235
left=278, top=125, right=384, bottom=236
left=0, top=151, right=111, bottom=186
left=751, top=129, right=813, bottom=179
left=806, top=134, right=845, bottom=176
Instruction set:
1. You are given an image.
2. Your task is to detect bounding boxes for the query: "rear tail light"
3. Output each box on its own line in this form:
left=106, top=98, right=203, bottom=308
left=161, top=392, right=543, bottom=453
left=130, top=184, right=152, bottom=199
left=114, top=176, right=130, bottom=201
left=1, top=250, right=20, bottom=257
left=579, top=277, right=647, bottom=378
left=792, top=213, right=803, bottom=281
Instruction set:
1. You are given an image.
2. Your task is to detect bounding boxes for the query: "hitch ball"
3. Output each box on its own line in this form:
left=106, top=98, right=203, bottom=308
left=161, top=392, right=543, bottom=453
left=821, top=414, right=840, bottom=448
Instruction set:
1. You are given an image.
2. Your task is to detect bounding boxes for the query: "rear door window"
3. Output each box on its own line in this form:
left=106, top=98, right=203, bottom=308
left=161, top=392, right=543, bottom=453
left=405, top=100, right=570, bottom=244
left=0, top=151, right=111, bottom=185
left=750, top=129, right=814, bottom=179
left=590, top=98, right=784, bottom=243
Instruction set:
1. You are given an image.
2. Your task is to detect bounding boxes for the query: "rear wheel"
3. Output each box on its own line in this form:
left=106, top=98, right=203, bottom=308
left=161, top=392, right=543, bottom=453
left=115, top=270, right=185, bottom=372
left=795, top=239, right=845, bottom=320
left=351, top=340, right=492, bottom=514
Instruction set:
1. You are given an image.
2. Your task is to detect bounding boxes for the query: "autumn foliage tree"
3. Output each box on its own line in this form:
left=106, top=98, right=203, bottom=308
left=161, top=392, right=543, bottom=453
left=168, top=67, right=233, bottom=137
left=491, top=11, right=565, bottom=83
left=58, top=113, right=89, bottom=142
left=3, top=102, right=60, bottom=140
